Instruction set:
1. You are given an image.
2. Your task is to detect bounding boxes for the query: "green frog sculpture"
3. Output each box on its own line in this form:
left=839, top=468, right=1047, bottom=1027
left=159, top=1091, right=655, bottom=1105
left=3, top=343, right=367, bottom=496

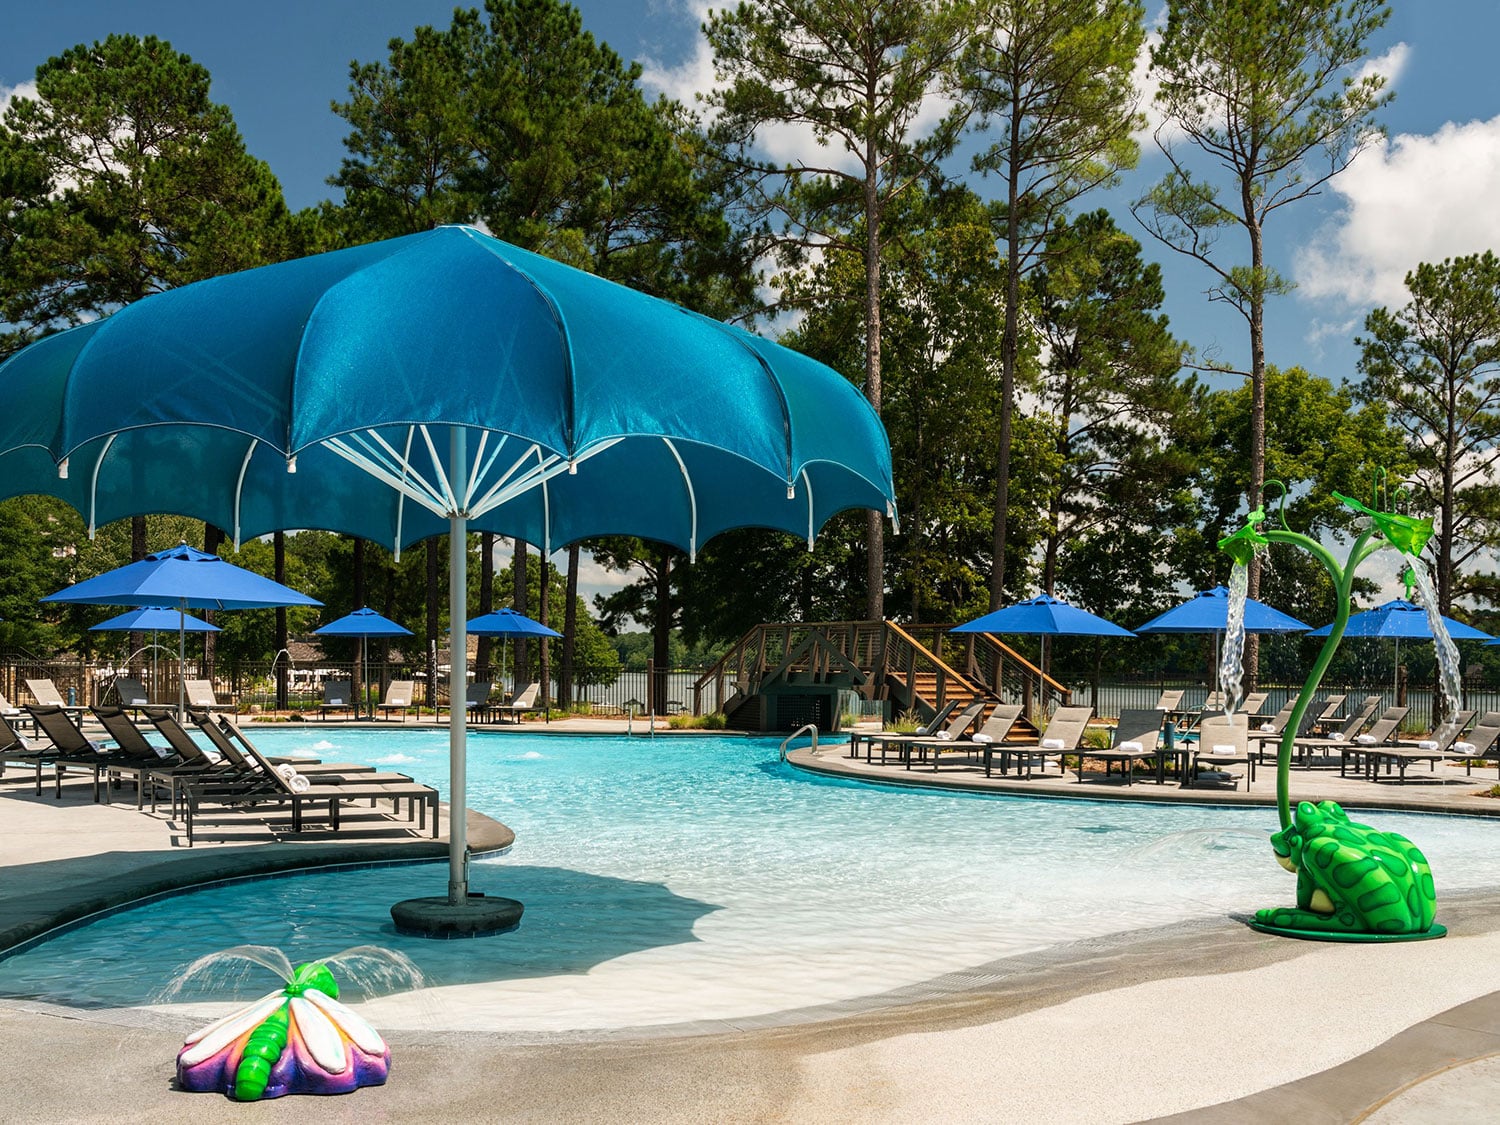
left=1258, top=800, right=1437, bottom=937
left=1219, top=478, right=1446, bottom=942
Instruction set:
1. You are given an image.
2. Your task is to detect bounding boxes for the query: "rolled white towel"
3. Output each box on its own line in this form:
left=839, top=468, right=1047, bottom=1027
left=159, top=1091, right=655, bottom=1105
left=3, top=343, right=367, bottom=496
left=1354, top=733, right=1378, bottom=745
left=1328, top=732, right=1346, bottom=741
left=1259, top=722, right=1275, bottom=732
left=1417, top=740, right=1440, bottom=751
left=286, top=771, right=311, bottom=794
left=1041, top=737, right=1066, bottom=750
left=1118, top=740, right=1144, bottom=752
left=1212, top=744, right=1237, bottom=754
left=971, top=733, right=994, bottom=744
left=276, top=763, right=298, bottom=782
left=1454, top=742, right=1476, bottom=754
left=935, top=730, right=952, bottom=741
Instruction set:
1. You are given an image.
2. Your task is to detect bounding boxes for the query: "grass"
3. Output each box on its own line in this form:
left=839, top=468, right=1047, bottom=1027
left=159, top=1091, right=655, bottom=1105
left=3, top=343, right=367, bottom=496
left=666, top=711, right=727, bottom=730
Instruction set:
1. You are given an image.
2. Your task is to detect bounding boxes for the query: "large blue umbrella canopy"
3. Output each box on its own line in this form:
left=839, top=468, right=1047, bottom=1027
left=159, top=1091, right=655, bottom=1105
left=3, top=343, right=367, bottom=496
left=89, top=606, right=220, bottom=634
left=951, top=595, right=1135, bottom=638
left=1136, top=586, right=1310, bottom=635
left=316, top=608, right=413, bottom=719
left=1137, top=586, right=1309, bottom=698
left=1307, top=599, right=1492, bottom=640
left=467, top=608, right=563, bottom=639
left=44, top=544, right=319, bottom=717
left=468, top=608, right=563, bottom=704
left=0, top=225, right=896, bottom=919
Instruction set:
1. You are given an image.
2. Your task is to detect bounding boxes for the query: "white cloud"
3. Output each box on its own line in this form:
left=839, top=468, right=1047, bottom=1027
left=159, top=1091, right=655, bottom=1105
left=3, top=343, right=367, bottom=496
left=638, top=0, right=949, bottom=176
left=1355, top=41, right=1411, bottom=88
left=0, top=79, right=37, bottom=118
left=1296, top=114, right=1500, bottom=310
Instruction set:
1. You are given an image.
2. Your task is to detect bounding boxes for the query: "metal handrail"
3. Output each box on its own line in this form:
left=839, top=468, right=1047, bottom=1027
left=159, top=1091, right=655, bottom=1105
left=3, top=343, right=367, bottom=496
left=779, top=722, right=819, bottom=761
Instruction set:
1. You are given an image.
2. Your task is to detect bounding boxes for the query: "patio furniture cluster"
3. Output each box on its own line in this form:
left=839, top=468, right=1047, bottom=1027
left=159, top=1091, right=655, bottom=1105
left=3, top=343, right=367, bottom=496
left=0, top=700, right=440, bottom=846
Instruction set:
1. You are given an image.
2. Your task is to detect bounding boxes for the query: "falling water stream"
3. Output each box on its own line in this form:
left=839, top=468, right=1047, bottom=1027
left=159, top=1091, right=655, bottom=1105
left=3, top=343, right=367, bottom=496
left=154, top=943, right=427, bottom=1006
left=1408, top=561, right=1464, bottom=740
left=1218, top=562, right=1249, bottom=721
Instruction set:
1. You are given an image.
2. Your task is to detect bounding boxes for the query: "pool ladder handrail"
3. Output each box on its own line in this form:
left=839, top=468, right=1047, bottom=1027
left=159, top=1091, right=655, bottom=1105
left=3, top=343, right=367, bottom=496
left=780, top=722, right=818, bottom=761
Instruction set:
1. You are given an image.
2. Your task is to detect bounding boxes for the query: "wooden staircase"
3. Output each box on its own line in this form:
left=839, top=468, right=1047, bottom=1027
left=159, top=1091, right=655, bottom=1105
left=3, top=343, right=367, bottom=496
left=694, top=620, right=1070, bottom=733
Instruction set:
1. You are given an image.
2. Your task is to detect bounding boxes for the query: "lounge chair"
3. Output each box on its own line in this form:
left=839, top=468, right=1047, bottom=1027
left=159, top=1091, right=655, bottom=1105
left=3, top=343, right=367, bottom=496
left=1237, top=691, right=1269, bottom=716
left=92, top=705, right=229, bottom=811
left=906, top=704, right=1024, bottom=772
left=1285, top=696, right=1381, bottom=762
left=1081, top=709, right=1167, bottom=785
left=1301, top=705, right=1409, bottom=775
left=376, top=679, right=416, bottom=722
left=25, top=704, right=139, bottom=802
left=849, top=700, right=959, bottom=760
left=1154, top=689, right=1185, bottom=712
left=1307, top=693, right=1349, bottom=735
left=26, top=678, right=87, bottom=715
left=464, top=680, right=496, bottom=721
left=183, top=679, right=233, bottom=712
left=489, top=681, right=541, bottom=724
left=0, top=712, right=61, bottom=795
left=179, top=724, right=439, bottom=846
left=196, top=715, right=409, bottom=786
left=1364, top=710, right=1484, bottom=783
left=988, top=705, right=1095, bottom=778
left=871, top=700, right=985, bottom=765
left=1189, top=713, right=1254, bottom=790
left=110, top=676, right=152, bottom=713
left=319, top=679, right=354, bottom=719
left=1245, top=700, right=1295, bottom=744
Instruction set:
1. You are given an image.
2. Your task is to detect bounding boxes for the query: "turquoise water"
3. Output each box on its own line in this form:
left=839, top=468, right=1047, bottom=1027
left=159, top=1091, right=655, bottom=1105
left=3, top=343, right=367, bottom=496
left=4, top=728, right=1500, bottom=1032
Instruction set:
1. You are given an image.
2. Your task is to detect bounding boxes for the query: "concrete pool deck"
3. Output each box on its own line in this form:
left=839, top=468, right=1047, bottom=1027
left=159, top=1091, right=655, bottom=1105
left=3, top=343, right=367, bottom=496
left=4, top=739, right=1500, bottom=1121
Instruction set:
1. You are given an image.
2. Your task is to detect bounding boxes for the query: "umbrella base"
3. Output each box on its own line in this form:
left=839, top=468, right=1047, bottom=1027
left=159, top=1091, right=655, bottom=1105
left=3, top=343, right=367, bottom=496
left=391, top=894, right=524, bottom=938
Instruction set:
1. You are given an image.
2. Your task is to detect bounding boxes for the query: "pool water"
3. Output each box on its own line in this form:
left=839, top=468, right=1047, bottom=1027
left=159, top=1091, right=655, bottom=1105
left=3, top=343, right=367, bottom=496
left=4, top=729, right=1500, bottom=1033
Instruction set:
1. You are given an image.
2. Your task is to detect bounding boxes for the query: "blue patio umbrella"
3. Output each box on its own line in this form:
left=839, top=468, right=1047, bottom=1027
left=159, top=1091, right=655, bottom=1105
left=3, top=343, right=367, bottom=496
left=1308, top=599, right=1492, bottom=696
left=44, top=543, right=320, bottom=718
left=315, top=607, right=413, bottom=719
left=0, top=224, right=896, bottom=928
left=91, top=605, right=221, bottom=706
left=467, top=608, right=564, bottom=709
left=1136, top=586, right=1310, bottom=695
left=951, top=595, right=1135, bottom=638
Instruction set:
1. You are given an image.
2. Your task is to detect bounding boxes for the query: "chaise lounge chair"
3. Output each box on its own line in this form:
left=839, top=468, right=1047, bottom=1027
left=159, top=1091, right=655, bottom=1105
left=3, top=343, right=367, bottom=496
left=110, top=676, right=152, bottom=714
left=848, top=700, right=958, bottom=760
left=1363, top=710, right=1484, bottom=783
left=1189, top=713, right=1255, bottom=790
left=183, top=679, right=233, bottom=712
left=319, top=679, right=354, bottom=720
left=376, top=679, right=416, bottom=722
left=1296, top=704, right=1409, bottom=775
left=489, top=682, right=541, bottom=724
left=26, top=678, right=87, bottom=715
left=905, top=704, right=1024, bottom=772
left=987, top=705, right=1094, bottom=779
left=871, top=700, right=985, bottom=765
left=1081, top=709, right=1167, bottom=785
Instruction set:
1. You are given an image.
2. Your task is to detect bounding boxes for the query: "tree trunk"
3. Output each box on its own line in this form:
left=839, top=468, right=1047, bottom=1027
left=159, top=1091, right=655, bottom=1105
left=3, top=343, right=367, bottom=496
left=352, top=538, right=366, bottom=607
left=653, top=546, right=672, bottom=715
left=201, top=524, right=223, bottom=677
left=1244, top=209, right=1268, bottom=691
left=1440, top=401, right=1457, bottom=614
left=991, top=112, right=1023, bottom=611
left=863, top=136, right=885, bottom=621
left=477, top=531, right=494, bottom=677
left=274, top=531, right=288, bottom=711
left=426, top=536, right=440, bottom=710
left=513, top=539, right=529, bottom=689
left=560, top=543, right=579, bottom=708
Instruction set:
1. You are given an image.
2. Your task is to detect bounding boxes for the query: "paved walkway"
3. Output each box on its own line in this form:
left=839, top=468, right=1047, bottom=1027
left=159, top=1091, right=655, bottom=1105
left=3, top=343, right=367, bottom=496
left=4, top=732, right=1500, bottom=1121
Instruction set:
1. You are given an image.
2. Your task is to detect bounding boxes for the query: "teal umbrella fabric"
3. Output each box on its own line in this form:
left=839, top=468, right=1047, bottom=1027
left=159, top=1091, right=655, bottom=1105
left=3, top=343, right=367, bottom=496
left=0, top=226, right=895, bottom=914
left=0, top=226, right=894, bottom=555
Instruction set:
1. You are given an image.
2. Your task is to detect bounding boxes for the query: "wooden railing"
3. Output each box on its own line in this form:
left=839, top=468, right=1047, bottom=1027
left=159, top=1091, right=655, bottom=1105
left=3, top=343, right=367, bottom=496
left=691, top=620, right=1069, bottom=722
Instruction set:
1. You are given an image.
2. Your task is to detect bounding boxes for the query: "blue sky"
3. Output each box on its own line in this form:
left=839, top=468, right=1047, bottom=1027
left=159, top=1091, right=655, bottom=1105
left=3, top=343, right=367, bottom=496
left=4, top=1, right=1498, bottom=601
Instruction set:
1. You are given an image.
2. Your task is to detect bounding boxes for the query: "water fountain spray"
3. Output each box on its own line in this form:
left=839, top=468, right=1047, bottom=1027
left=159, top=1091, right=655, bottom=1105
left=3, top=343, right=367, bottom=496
left=1217, top=474, right=1446, bottom=942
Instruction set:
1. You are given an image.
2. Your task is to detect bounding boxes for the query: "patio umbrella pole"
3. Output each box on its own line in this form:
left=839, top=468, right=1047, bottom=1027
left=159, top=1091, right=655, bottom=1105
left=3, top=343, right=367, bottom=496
left=392, top=427, right=522, bottom=937
left=177, top=601, right=187, bottom=721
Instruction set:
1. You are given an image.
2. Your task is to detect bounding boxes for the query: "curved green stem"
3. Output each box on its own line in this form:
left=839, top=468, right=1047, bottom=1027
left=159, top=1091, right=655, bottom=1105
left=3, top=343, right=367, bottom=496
left=1261, top=526, right=1382, bottom=830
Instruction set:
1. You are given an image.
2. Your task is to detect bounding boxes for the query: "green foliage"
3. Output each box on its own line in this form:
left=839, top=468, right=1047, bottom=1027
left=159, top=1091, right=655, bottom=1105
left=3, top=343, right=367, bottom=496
left=1357, top=251, right=1500, bottom=613
left=0, top=33, right=307, bottom=351
left=666, top=711, right=727, bottom=730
